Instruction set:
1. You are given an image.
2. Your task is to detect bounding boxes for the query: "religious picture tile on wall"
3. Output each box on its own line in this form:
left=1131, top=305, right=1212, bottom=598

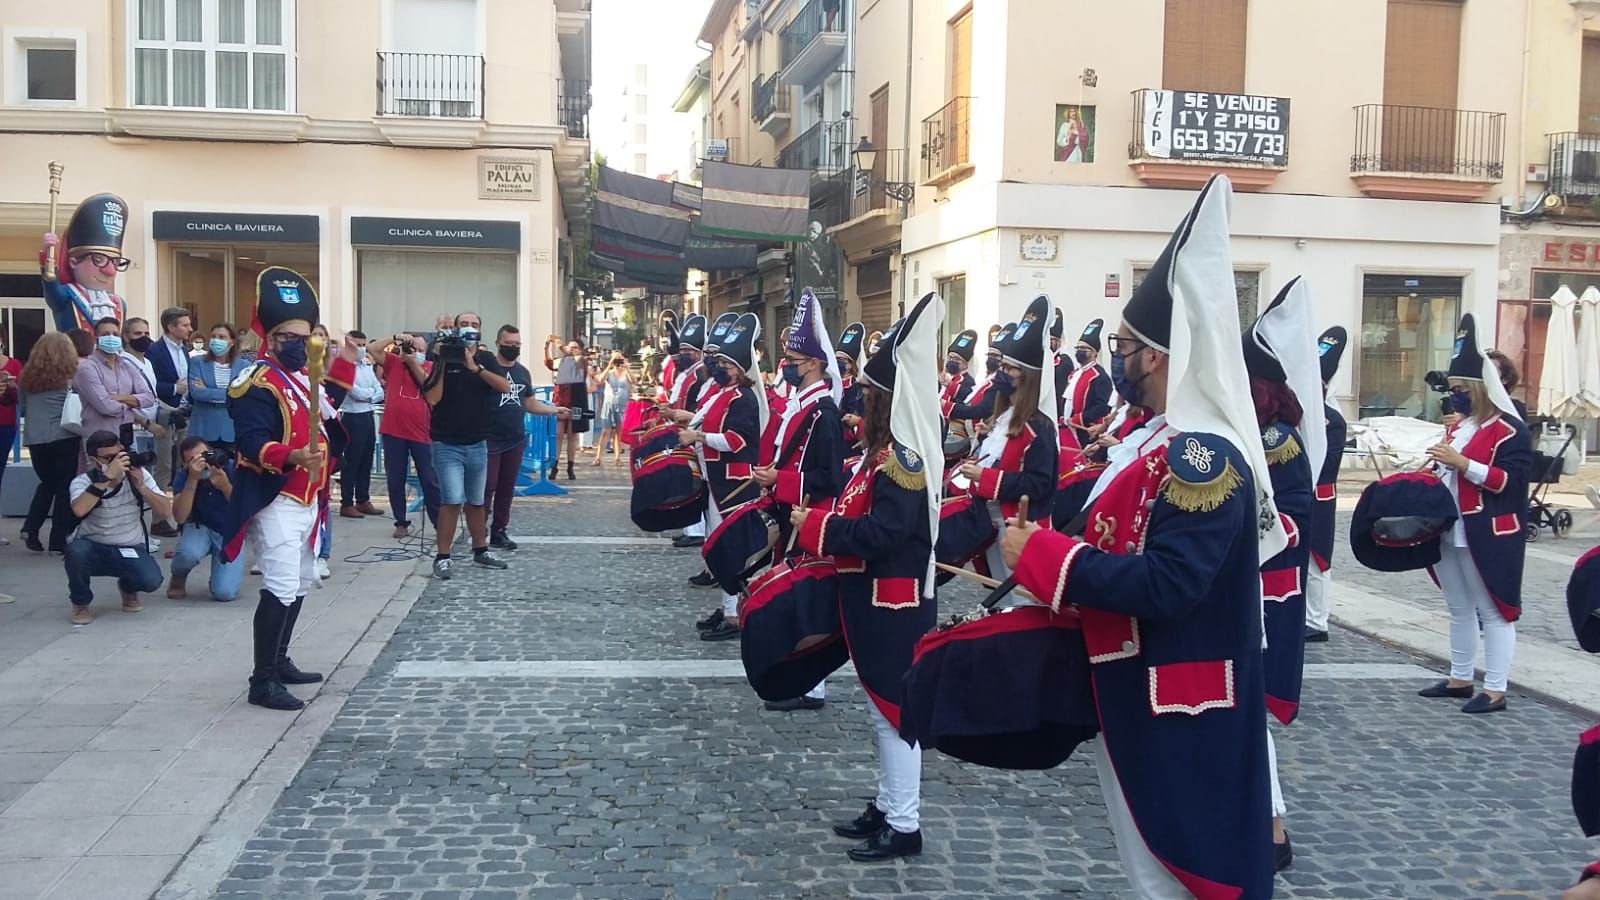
left=1055, top=105, right=1096, bottom=163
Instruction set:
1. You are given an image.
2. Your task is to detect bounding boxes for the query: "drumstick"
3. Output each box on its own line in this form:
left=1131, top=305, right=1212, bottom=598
left=784, top=495, right=810, bottom=555
left=936, top=562, right=1001, bottom=588
left=980, top=495, right=1031, bottom=609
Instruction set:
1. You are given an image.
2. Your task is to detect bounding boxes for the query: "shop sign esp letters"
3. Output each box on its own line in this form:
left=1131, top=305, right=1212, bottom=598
left=1544, top=241, right=1600, bottom=266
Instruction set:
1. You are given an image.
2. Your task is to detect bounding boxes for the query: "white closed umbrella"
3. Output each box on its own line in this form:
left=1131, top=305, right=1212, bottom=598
left=1577, top=286, right=1600, bottom=418
left=1540, top=286, right=1581, bottom=419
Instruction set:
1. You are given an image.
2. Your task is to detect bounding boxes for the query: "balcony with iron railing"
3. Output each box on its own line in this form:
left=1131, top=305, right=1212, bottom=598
left=779, top=0, right=847, bottom=87
left=1127, top=88, right=1291, bottom=191
left=558, top=78, right=591, bottom=139
left=1546, top=132, right=1600, bottom=213
left=778, top=119, right=850, bottom=174
left=1349, top=104, right=1505, bottom=201
left=921, top=96, right=973, bottom=187
left=752, top=73, right=793, bottom=136
left=376, top=52, right=483, bottom=118
left=828, top=148, right=910, bottom=255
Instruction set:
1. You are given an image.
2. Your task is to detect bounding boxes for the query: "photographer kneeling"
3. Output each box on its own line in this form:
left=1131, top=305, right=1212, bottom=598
left=66, top=430, right=173, bottom=624
left=167, top=437, right=244, bottom=602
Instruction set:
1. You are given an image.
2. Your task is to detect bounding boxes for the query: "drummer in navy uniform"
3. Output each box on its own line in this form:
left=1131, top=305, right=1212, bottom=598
left=1060, top=318, right=1112, bottom=450
left=1243, top=276, right=1326, bottom=871
left=1417, top=314, right=1531, bottom=714
left=938, top=329, right=978, bottom=413
left=40, top=193, right=131, bottom=333
left=946, top=322, right=1011, bottom=426
left=836, top=322, right=866, bottom=453
left=749, top=289, right=845, bottom=706
left=1002, top=175, right=1280, bottom=898
left=1304, top=326, right=1348, bottom=643
left=792, top=290, right=944, bottom=862
left=1049, top=310, right=1074, bottom=423
left=221, top=268, right=340, bottom=712
left=665, top=314, right=711, bottom=549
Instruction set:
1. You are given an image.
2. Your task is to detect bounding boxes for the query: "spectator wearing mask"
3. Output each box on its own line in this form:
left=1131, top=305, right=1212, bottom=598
left=187, top=323, right=248, bottom=453
left=370, top=332, right=440, bottom=539
left=119, top=318, right=173, bottom=537
left=14, top=334, right=79, bottom=553
left=543, top=336, right=588, bottom=481
left=423, top=312, right=512, bottom=578
left=337, top=330, right=385, bottom=519
left=167, top=436, right=243, bottom=602
left=66, top=430, right=173, bottom=624
left=484, top=325, right=570, bottom=551
left=73, top=317, right=155, bottom=459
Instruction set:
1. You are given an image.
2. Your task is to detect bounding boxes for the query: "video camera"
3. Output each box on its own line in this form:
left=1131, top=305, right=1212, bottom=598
left=434, top=327, right=481, bottom=364
left=201, top=447, right=231, bottom=469
left=118, top=424, right=158, bottom=469
left=1424, top=369, right=1453, bottom=417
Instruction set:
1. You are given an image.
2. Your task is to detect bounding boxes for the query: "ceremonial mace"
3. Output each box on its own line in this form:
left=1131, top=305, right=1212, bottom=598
left=43, top=161, right=63, bottom=282
left=306, top=335, right=328, bottom=481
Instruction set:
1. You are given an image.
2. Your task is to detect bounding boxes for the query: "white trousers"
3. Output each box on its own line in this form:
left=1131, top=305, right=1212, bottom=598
left=1436, top=542, right=1515, bottom=692
left=684, top=512, right=706, bottom=538
left=250, top=495, right=319, bottom=605
left=868, top=701, right=921, bottom=833
left=702, top=502, right=740, bottom=619
left=1305, top=564, right=1331, bottom=632
left=1266, top=726, right=1286, bottom=818
left=1094, top=740, right=1189, bottom=899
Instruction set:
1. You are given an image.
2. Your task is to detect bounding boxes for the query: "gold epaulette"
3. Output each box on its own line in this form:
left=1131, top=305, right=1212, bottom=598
left=1161, top=433, right=1244, bottom=513
left=1262, top=425, right=1303, bottom=466
left=227, top=364, right=271, bottom=400
left=880, top=443, right=926, bottom=491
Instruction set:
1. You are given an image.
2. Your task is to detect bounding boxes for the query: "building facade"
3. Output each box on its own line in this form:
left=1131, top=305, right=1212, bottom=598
left=0, top=0, right=591, bottom=363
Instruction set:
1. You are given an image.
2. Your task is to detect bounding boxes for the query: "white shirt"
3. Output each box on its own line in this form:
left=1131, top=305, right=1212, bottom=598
left=1084, top=414, right=1174, bottom=510
left=1439, top=416, right=1493, bottom=548
left=775, top=379, right=828, bottom=461
left=120, top=351, right=160, bottom=430
left=1062, top=364, right=1100, bottom=421
left=340, top=360, right=385, bottom=414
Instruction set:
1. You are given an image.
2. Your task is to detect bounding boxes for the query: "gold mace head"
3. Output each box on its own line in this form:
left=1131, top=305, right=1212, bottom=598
left=306, top=334, right=327, bottom=374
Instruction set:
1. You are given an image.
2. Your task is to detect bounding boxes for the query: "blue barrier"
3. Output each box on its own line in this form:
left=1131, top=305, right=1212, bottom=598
left=518, top=385, right=569, bottom=496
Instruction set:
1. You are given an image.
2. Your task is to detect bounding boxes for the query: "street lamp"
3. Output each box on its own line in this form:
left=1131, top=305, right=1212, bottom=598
left=851, top=137, right=913, bottom=203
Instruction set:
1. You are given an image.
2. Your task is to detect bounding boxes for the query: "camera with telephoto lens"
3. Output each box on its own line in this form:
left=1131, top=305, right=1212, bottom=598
left=1424, top=370, right=1449, bottom=394
left=118, top=424, right=158, bottom=469
left=201, top=447, right=231, bottom=468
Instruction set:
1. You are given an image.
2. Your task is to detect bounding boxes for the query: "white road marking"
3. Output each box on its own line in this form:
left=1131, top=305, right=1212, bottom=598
left=395, top=660, right=749, bottom=679
left=505, top=536, right=673, bottom=545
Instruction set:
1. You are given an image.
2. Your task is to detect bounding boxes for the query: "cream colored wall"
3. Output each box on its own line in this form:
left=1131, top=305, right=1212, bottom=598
left=304, top=0, right=383, bottom=121
left=1521, top=0, right=1600, bottom=200
left=0, top=0, right=115, bottom=108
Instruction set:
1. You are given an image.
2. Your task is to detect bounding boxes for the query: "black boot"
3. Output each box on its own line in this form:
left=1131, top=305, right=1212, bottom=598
left=277, top=596, right=324, bottom=685
left=248, top=591, right=304, bottom=711
left=846, top=825, right=922, bottom=862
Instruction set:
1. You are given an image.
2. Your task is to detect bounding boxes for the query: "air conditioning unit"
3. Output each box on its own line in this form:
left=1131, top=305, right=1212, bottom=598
left=1552, top=135, right=1600, bottom=197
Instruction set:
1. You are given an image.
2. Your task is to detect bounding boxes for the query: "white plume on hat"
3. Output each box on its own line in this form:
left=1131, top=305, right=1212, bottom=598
left=1254, top=277, right=1328, bottom=484
left=891, top=291, right=946, bottom=599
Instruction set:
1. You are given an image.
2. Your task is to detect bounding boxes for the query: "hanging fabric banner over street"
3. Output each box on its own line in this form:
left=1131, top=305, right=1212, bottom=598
left=699, top=160, right=811, bottom=243
left=595, top=166, right=693, bottom=249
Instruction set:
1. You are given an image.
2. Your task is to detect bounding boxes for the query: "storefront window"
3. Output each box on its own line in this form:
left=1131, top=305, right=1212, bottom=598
left=1129, top=267, right=1260, bottom=334
left=936, top=273, right=966, bottom=352
left=170, top=243, right=318, bottom=331
left=1357, top=275, right=1461, bottom=422
left=1499, top=270, right=1600, bottom=415
left=357, top=249, right=516, bottom=339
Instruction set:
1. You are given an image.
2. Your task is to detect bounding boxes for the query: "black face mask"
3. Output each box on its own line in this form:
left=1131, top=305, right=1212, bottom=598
left=128, top=335, right=154, bottom=354
left=709, top=366, right=731, bottom=386
left=676, top=352, right=695, bottom=370
left=1075, top=349, right=1091, bottom=366
left=944, top=360, right=962, bottom=375
left=498, top=344, right=521, bottom=361
left=275, top=337, right=308, bottom=371
left=984, top=357, right=1000, bottom=374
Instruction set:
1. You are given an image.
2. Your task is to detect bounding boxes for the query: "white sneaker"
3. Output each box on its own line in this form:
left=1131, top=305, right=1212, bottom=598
left=316, top=559, right=331, bottom=580
left=250, top=564, right=262, bottom=575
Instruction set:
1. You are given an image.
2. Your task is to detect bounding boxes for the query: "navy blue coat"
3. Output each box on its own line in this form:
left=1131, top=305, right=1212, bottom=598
left=1260, top=421, right=1313, bottom=725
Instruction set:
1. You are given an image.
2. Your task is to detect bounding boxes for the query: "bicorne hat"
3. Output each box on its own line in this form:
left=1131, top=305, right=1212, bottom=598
left=837, top=322, right=865, bottom=365
left=946, top=329, right=979, bottom=362
left=58, top=193, right=129, bottom=283
left=1077, top=318, right=1104, bottom=353
left=678, top=314, right=707, bottom=351
left=252, top=267, right=319, bottom=339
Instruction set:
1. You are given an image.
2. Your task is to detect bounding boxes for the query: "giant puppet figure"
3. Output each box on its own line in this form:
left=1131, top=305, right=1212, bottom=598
left=40, top=186, right=131, bottom=333
left=221, top=267, right=353, bottom=713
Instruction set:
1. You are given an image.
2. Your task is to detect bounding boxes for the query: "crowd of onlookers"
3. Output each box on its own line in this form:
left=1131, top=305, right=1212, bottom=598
left=0, top=309, right=630, bottom=618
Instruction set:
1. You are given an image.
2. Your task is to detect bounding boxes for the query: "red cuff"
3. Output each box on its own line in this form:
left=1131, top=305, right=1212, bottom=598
left=1278, top=513, right=1300, bottom=548
left=1481, top=465, right=1508, bottom=494
left=1584, top=861, right=1600, bottom=882
left=974, top=466, right=1002, bottom=500
left=1015, top=529, right=1088, bottom=613
left=796, top=509, right=833, bottom=556
left=773, top=470, right=804, bottom=506
left=325, top=357, right=356, bottom=391
left=721, top=432, right=747, bottom=454
left=940, top=399, right=955, bottom=419
left=259, top=441, right=292, bottom=473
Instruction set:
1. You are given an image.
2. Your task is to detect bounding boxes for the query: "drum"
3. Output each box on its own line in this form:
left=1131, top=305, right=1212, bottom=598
left=630, top=427, right=708, bottom=532
left=702, top=495, right=780, bottom=594
left=899, top=603, right=1099, bottom=770
left=1566, top=546, right=1600, bottom=653
left=943, top=429, right=974, bottom=464
left=1053, top=455, right=1106, bottom=531
left=934, top=491, right=996, bottom=582
left=620, top=399, right=653, bottom=447
left=1349, top=471, right=1457, bottom=572
left=738, top=557, right=849, bottom=702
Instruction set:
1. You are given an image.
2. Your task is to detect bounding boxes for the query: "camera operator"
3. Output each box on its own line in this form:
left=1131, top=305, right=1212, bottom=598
left=484, top=325, right=572, bottom=551
left=166, top=437, right=243, bottom=603
left=422, top=312, right=512, bottom=579
left=371, top=331, right=441, bottom=539
left=65, top=430, right=172, bottom=624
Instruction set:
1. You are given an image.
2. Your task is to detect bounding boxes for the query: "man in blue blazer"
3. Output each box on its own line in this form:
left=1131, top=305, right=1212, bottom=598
left=147, top=307, right=196, bottom=535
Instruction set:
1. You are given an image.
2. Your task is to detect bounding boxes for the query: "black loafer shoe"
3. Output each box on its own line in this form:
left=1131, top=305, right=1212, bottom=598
left=1274, top=835, right=1293, bottom=872
left=847, top=825, right=922, bottom=862
left=832, top=804, right=887, bottom=840
left=247, top=678, right=304, bottom=711
left=1462, top=692, right=1507, bottom=714
left=1303, top=628, right=1329, bottom=643
left=695, top=608, right=725, bottom=632
left=764, top=696, right=825, bottom=712
left=688, top=570, right=717, bottom=588
left=277, top=657, right=323, bottom=685
left=699, top=620, right=740, bottom=642
left=674, top=535, right=705, bottom=548
left=1418, top=679, right=1475, bottom=699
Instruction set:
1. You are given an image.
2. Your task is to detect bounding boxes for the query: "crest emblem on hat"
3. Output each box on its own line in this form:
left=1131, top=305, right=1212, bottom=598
left=274, top=279, right=303, bottom=305
left=1452, top=334, right=1464, bottom=359
left=1318, top=335, right=1340, bottom=356
left=101, top=202, right=125, bottom=239
left=956, top=335, right=972, bottom=347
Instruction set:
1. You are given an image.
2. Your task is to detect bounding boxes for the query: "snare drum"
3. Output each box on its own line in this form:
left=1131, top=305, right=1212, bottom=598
left=1349, top=471, right=1457, bottom=573
left=934, top=491, right=997, bottom=582
left=738, top=557, right=849, bottom=702
left=899, top=603, right=1098, bottom=770
left=629, top=431, right=708, bottom=532
left=702, top=496, right=780, bottom=593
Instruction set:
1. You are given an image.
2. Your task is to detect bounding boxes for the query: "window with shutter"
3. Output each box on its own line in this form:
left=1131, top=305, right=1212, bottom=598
left=1161, top=0, right=1246, bottom=94
left=1581, top=36, right=1600, bottom=133
left=1381, top=0, right=1462, bottom=172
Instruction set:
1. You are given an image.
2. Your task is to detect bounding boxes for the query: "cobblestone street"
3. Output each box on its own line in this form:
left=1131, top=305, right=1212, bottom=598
left=204, top=472, right=1599, bottom=899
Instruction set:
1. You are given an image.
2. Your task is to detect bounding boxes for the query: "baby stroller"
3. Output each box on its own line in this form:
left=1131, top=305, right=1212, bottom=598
left=1526, top=422, right=1578, bottom=542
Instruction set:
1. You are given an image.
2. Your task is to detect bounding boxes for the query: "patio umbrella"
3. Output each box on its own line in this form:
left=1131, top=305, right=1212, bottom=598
left=1540, top=285, right=1582, bottom=419
left=1577, top=286, right=1600, bottom=419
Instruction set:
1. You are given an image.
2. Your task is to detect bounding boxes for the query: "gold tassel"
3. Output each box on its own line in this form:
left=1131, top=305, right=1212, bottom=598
left=1264, top=433, right=1303, bottom=466
left=1161, top=459, right=1243, bottom=513
left=881, top=453, right=927, bottom=491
